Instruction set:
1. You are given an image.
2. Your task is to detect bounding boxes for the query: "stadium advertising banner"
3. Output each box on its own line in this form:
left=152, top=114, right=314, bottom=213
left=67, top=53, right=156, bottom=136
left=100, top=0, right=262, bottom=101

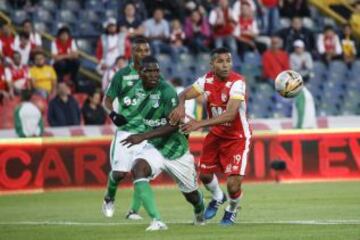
left=0, top=129, right=360, bottom=191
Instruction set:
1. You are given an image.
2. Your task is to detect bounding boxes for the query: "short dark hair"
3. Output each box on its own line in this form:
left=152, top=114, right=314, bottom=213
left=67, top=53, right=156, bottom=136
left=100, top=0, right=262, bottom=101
left=210, top=47, right=231, bottom=59
left=21, top=89, right=32, bottom=101
left=33, top=50, right=45, bottom=58
left=141, top=56, right=158, bottom=66
left=132, top=36, right=149, bottom=46
left=19, top=31, right=30, bottom=39
left=22, top=19, right=32, bottom=26
left=57, top=26, right=71, bottom=37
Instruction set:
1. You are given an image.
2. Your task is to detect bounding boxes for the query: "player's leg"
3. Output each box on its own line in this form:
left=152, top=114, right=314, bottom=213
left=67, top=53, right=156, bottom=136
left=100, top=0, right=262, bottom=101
left=131, top=145, right=167, bottom=231
left=164, top=152, right=205, bottom=225
left=219, top=138, right=250, bottom=225
left=198, top=133, right=226, bottom=220
left=102, top=131, right=142, bottom=219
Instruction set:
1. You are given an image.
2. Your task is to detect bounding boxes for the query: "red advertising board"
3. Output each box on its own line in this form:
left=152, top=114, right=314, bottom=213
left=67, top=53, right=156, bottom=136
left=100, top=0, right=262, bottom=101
left=1, top=129, right=360, bottom=191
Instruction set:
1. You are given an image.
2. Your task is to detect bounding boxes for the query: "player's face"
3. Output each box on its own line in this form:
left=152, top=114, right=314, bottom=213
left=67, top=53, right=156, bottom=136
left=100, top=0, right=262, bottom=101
left=133, top=43, right=151, bottom=63
left=140, top=63, right=160, bottom=89
left=211, top=53, right=232, bottom=79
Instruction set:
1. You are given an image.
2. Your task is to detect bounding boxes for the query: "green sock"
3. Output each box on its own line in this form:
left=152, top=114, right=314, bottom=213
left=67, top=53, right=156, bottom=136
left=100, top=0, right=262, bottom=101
left=130, top=189, right=142, bottom=213
left=194, top=190, right=205, bottom=214
left=134, top=180, right=161, bottom=220
left=105, top=172, right=118, bottom=200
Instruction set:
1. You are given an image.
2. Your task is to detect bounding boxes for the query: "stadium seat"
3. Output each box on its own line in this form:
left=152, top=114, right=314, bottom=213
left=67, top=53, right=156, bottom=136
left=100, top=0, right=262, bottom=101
left=77, top=22, right=100, bottom=37
left=33, top=9, right=53, bottom=23
left=59, top=10, right=78, bottom=24
left=62, top=0, right=81, bottom=11
left=105, top=10, right=118, bottom=19
left=11, top=10, right=30, bottom=25
left=76, top=39, right=93, bottom=54
left=34, top=22, right=51, bottom=33
left=85, top=0, right=105, bottom=10
left=39, top=0, right=57, bottom=12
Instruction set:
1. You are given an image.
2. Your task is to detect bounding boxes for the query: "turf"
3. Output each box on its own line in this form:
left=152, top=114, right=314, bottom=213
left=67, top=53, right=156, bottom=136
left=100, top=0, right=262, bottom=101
left=0, top=181, right=359, bottom=240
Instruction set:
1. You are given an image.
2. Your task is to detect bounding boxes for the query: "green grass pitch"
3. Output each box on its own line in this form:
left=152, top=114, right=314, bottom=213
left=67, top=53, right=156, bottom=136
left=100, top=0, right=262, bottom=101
left=0, top=181, right=359, bottom=240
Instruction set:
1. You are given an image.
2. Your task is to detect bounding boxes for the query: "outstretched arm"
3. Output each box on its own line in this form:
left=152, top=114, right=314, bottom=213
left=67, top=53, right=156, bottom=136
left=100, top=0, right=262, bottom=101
left=121, top=124, right=178, bottom=148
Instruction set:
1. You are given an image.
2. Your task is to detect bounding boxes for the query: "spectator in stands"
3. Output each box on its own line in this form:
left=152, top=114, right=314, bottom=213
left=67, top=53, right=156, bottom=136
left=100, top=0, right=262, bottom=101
left=184, top=8, right=211, bottom=54
left=5, top=51, right=30, bottom=96
left=102, top=56, right=128, bottom=91
left=279, top=0, right=311, bottom=18
left=317, top=25, right=342, bottom=65
left=14, top=19, right=42, bottom=51
left=258, top=0, right=281, bottom=35
left=350, top=1, right=360, bottom=33
left=262, top=36, right=289, bottom=81
left=51, top=26, right=80, bottom=88
left=290, top=40, right=313, bottom=82
left=96, top=18, right=131, bottom=74
left=144, top=8, right=171, bottom=56
left=119, top=2, right=145, bottom=39
left=13, top=31, right=31, bottom=65
left=232, top=0, right=257, bottom=18
left=292, top=86, right=316, bottom=129
left=209, top=0, right=238, bottom=62
left=0, top=23, right=15, bottom=63
left=120, top=0, right=148, bottom=22
left=340, top=24, right=357, bottom=68
left=82, top=89, right=107, bottom=125
left=170, top=19, right=188, bottom=62
left=48, top=83, right=81, bottom=127
left=14, top=89, right=43, bottom=138
left=30, top=51, right=57, bottom=99
left=0, top=57, right=11, bottom=104
left=233, top=2, right=266, bottom=60
left=277, top=16, right=315, bottom=53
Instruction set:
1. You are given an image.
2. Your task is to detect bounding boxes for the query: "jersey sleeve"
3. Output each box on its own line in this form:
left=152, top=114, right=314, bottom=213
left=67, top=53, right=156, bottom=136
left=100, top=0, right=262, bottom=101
left=105, top=71, right=122, bottom=99
left=192, top=75, right=206, bottom=94
left=229, top=80, right=246, bottom=100
left=163, top=86, right=180, bottom=117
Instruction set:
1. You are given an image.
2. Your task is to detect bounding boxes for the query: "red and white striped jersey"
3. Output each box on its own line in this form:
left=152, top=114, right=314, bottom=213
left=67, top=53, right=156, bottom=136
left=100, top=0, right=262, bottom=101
left=193, top=71, right=251, bottom=139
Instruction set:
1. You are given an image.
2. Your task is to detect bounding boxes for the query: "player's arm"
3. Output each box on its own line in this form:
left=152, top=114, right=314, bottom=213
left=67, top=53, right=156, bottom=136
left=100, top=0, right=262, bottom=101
left=181, top=80, right=246, bottom=133
left=103, top=73, right=128, bottom=127
left=181, top=98, right=243, bottom=133
left=169, top=77, right=204, bottom=124
left=121, top=124, right=178, bottom=148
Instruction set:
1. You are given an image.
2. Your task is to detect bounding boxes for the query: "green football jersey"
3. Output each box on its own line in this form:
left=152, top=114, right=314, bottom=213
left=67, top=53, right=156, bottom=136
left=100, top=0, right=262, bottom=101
left=142, top=81, right=189, bottom=160
left=105, top=63, right=148, bottom=133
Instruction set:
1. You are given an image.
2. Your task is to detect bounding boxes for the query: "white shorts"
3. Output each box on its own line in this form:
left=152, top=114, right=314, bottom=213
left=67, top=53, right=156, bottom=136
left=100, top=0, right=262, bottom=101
left=110, top=130, right=147, bottom=172
left=134, top=143, right=198, bottom=193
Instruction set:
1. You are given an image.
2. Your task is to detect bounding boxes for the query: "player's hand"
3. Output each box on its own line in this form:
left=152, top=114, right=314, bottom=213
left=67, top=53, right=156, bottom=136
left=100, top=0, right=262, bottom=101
left=169, top=104, right=185, bottom=126
left=180, top=120, right=202, bottom=134
left=109, top=111, right=128, bottom=127
left=120, top=134, right=145, bottom=148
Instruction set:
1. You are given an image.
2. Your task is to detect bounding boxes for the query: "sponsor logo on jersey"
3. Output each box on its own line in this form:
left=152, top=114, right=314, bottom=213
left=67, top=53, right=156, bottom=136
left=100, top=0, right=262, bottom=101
left=143, top=118, right=167, bottom=127
left=150, top=94, right=160, bottom=108
left=225, top=164, right=232, bottom=173
left=123, top=74, right=139, bottom=81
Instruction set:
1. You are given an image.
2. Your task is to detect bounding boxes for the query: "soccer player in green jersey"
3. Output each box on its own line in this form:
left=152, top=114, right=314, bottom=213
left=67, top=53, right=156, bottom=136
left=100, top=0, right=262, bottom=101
left=121, top=56, right=205, bottom=231
left=102, top=37, right=151, bottom=220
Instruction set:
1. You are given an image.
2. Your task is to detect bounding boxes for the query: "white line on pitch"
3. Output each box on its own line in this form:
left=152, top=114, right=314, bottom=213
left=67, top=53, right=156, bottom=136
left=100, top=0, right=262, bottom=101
left=0, top=220, right=359, bottom=226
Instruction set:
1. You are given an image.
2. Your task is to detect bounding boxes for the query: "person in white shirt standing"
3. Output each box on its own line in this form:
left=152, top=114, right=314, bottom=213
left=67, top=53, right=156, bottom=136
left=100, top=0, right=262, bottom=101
left=14, top=19, right=42, bottom=50
left=96, top=18, right=131, bottom=74
left=14, top=89, right=44, bottom=137
left=13, top=32, right=31, bottom=65
left=5, top=51, right=30, bottom=96
left=292, top=86, right=317, bottom=129
left=290, top=39, right=313, bottom=82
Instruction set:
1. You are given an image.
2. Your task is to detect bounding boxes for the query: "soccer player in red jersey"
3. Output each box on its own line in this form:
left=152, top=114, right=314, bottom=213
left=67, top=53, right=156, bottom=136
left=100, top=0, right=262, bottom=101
left=169, top=47, right=251, bottom=225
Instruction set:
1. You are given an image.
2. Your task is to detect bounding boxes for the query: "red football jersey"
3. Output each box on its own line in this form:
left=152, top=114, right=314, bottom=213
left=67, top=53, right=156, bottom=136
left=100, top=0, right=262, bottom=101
left=193, top=71, right=251, bottom=139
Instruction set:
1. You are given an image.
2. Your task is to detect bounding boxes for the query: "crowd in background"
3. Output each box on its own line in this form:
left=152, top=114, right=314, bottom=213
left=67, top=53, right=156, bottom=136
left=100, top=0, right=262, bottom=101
left=0, top=0, right=360, bottom=137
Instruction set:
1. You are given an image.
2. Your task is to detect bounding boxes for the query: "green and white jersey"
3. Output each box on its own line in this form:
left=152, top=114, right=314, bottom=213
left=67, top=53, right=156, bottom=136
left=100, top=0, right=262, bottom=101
left=105, top=63, right=148, bottom=133
left=143, top=81, right=189, bottom=160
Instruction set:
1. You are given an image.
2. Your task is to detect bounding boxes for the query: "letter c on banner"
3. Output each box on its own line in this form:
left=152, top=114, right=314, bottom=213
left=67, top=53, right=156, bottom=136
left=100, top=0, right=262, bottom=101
left=0, top=150, right=32, bottom=189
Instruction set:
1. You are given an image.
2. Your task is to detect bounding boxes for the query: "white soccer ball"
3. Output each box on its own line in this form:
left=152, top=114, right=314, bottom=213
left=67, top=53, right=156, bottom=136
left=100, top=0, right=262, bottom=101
left=275, top=70, right=304, bottom=98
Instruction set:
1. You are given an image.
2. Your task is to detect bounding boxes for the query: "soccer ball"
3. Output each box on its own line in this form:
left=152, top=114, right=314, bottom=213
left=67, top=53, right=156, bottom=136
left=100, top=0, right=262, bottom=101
left=275, top=70, right=304, bottom=98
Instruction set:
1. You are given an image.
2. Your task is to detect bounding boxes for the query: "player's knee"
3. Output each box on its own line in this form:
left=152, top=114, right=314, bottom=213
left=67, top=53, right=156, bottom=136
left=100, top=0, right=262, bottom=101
left=131, top=159, right=151, bottom=179
left=111, top=171, right=126, bottom=182
left=183, top=190, right=199, bottom=205
left=200, top=173, right=213, bottom=185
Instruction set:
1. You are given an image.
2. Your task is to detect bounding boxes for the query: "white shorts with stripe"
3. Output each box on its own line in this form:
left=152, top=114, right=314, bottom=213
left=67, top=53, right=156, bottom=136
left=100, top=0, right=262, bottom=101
left=134, top=143, right=198, bottom=193
left=110, top=130, right=147, bottom=172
